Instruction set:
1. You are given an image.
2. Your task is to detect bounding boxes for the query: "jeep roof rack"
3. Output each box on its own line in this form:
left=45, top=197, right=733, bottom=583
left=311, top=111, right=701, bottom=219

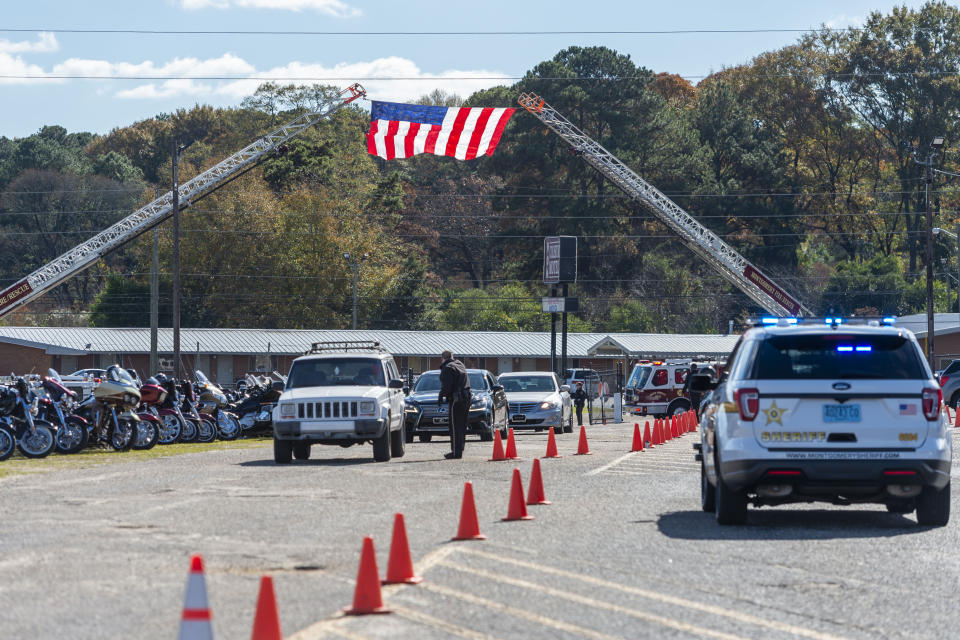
left=306, top=341, right=386, bottom=355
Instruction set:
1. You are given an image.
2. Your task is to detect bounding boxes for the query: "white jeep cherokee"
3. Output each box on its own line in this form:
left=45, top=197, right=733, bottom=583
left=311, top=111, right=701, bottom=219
left=272, top=342, right=406, bottom=463
left=695, top=319, right=951, bottom=526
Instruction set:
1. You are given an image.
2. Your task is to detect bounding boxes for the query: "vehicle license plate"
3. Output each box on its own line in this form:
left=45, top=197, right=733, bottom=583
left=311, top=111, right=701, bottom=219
left=432, top=417, right=448, bottom=424
left=823, top=404, right=860, bottom=423
left=511, top=414, right=526, bottom=423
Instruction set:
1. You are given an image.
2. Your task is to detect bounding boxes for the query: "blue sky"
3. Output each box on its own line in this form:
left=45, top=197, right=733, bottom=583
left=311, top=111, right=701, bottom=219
left=0, top=1, right=930, bottom=138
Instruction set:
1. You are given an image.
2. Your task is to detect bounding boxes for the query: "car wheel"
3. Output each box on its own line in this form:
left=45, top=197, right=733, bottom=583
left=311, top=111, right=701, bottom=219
left=293, top=442, right=310, bottom=460
left=479, top=424, right=493, bottom=442
left=418, top=434, right=433, bottom=443
left=715, top=472, right=747, bottom=525
left=404, top=422, right=414, bottom=443
left=916, top=481, right=950, bottom=527
left=373, top=423, right=392, bottom=462
left=951, top=392, right=960, bottom=410
left=390, top=418, right=405, bottom=458
left=274, top=439, right=292, bottom=464
left=701, top=462, right=716, bottom=512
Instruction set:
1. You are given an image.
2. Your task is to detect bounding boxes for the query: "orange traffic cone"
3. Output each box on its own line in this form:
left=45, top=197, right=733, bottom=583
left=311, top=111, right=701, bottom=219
left=543, top=427, right=561, bottom=458
left=650, top=420, right=660, bottom=446
left=690, top=411, right=698, bottom=432
left=452, top=482, right=486, bottom=540
left=526, top=458, right=551, bottom=505
left=503, top=468, right=534, bottom=520
left=643, top=421, right=652, bottom=446
left=574, top=425, right=592, bottom=455
left=955, top=409, right=959, bottom=429
left=671, top=415, right=678, bottom=439
left=344, top=537, right=390, bottom=615
left=660, top=419, right=669, bottom=442
left=179, top=555, right=213, bottom=640
left=488, top=429, right=506, bottom=461
left=383, top=513, right=422, bottom=585
left=504, top=427, right=521, bottom=460
left=631, top=423, right=644, bottom=452
left=250, top=576, right=282, bottom=640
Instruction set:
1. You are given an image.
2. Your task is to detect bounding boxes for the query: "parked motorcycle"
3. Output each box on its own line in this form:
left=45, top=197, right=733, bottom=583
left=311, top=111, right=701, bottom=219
left=230, top=374, right=281, bottom=436
left=157, top=376, right=197, bottom=443
left=181, top=379, right=216, bottom=443
left=39, top=369, right=87, bottom=454
left=141, top=378, right=179, bottom=444
left=0, top=377, right=56, bottom=458
left=195, top=370, right=240, bottom=440
left=86, top=365, right=140, bottom=451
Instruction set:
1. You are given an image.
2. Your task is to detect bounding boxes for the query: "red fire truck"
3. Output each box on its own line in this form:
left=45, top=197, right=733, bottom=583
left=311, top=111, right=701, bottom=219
left=623, top=359, right=721, bottom=418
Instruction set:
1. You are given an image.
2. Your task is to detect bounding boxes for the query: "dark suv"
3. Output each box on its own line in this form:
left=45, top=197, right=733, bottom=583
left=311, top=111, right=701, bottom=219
left=937, top=359, right=960, bottom=408
left=403, top=369, right=507, bottom=442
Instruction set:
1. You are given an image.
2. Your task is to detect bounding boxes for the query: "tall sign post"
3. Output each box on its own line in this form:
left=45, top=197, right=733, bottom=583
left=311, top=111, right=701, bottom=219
left=543, top=236, right=578, bottom=380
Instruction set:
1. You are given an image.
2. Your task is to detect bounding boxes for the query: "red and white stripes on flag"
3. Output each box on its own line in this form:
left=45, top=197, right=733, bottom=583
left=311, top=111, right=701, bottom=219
left=367, top=100, right=515, bottom=161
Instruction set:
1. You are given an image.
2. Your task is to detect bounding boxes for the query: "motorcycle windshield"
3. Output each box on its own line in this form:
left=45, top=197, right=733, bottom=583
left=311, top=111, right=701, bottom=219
left=48, top=368, right=62, bottom=383
left=106, top=365, right=134, bottom=386
left=195, top=370, right=210, bottom=385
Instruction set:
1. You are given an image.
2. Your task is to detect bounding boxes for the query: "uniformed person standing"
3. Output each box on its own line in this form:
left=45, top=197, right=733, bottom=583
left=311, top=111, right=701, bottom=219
left=572, top=381, right=588, bottom=426
left=439, top=350, right=470, bottom=459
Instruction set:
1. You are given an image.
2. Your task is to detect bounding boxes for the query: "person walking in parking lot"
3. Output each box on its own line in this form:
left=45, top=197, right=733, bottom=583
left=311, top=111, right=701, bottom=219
left=439, top=350, right=470, bottom=459
left=572, top=381, right=587, bottom=427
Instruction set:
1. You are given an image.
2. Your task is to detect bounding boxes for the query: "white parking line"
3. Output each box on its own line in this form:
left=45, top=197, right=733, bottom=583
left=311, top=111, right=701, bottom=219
left=458, top=548, right=851, bottom=640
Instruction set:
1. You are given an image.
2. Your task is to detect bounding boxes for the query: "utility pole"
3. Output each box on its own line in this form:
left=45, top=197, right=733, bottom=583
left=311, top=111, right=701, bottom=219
left=914, top=136, right=944, bottom=369
left=343, top=252, right=368, bottom=330
left=150, top=188, right=159, bottom=376
left=172, top=141, right=181, bottom=380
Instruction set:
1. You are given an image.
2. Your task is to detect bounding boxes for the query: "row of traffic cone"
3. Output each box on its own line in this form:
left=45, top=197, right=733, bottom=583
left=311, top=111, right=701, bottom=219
left=629, top=410, right=699, bottom=452
left=491, top=425, right=592, bottom=461
left=177, top=555, right=282, bottom=640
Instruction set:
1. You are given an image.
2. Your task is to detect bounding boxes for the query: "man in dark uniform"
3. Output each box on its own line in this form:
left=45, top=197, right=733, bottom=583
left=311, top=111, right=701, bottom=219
left=572, top=381, right=588, bottom=426
left=683, top=363, right=703, bottom=417
left=439, top=349, right=470, bottom=459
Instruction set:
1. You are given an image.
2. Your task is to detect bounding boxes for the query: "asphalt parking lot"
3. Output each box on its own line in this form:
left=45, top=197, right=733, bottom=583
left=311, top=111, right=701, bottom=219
left=1, top=422, right=958, bottom=639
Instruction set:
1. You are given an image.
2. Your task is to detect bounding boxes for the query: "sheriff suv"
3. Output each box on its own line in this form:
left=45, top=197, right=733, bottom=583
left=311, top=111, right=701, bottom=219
left=694, top=319, right=951, bottom=526
left=272, top=341, right=406, bottom=463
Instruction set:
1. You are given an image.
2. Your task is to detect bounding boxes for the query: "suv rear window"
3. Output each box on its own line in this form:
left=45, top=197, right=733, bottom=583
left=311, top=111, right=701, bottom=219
left=750, top=334, right=926, bottom=380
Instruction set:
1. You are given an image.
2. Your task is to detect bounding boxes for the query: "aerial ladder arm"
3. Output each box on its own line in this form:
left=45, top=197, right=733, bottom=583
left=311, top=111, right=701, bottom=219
left=517, top=92, right=811, bottom=318
left=0, top=83, right=366, bottom=319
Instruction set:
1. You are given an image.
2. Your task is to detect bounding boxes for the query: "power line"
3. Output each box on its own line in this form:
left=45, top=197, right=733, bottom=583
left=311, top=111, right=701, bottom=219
left=0, top=27, right=856, bottom=36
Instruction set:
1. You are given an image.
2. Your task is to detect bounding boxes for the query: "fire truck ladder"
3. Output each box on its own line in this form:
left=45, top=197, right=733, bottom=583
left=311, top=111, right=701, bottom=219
left=517, top=92, right=811, bottom=317
left=0, top=83, right=366, bottom=318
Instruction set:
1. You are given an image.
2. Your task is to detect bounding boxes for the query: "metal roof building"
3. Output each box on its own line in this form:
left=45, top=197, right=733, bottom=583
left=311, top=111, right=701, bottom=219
left=0, top=326, right=741, bottom=382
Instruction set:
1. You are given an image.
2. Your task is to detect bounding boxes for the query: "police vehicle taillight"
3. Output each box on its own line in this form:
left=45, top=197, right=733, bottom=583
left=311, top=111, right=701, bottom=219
left=734, top=388, right=759, bottom=421
left=922, top=388, right=942, bottom=421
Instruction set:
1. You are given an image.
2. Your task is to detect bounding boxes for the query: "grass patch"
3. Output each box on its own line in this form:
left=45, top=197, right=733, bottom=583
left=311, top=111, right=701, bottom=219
left=0, top=438, right=271, bottom=481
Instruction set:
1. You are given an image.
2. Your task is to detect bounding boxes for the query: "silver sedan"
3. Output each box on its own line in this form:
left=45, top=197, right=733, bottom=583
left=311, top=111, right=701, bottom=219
left=497, top=371, right=573, bottom=434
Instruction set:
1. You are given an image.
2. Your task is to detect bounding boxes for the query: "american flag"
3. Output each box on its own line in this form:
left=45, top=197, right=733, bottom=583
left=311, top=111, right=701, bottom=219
left=367, top=101, right=515, bottom=161
left=899, top=404, right=917, bottom=415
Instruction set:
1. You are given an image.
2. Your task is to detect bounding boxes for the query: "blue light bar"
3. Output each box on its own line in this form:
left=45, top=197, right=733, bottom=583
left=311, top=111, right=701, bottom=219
left=882, top=316, right=896, bottom=325
left=761, top=317, right=779, bottom=325
left=837, top=345, right=853, bottom=352
left=855, top=345, right=872, bottom=352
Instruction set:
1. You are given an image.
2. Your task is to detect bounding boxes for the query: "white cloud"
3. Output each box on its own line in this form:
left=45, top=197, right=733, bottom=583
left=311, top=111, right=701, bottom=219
left=180, top=0, right=360, bottom=17
left=214, top=56, right=511, bottom=105
left=0, top=48, right=511, bottom=105
left=0, top=52, right=61, bottom=85
left=825, top=14, right=864, bottom=30
left=0, top=32, right=58, bottom=55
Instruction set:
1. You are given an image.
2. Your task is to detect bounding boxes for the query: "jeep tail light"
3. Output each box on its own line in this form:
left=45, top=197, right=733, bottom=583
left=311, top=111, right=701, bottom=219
left=734, top=388, right=759, bottom=421
left=940, top=375, right=950, bottom=386
left=922, top=388, right=941, bottom=421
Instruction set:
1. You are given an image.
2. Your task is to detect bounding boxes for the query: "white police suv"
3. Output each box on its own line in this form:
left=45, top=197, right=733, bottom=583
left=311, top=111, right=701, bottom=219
left=694, top=318, right=951, bottom=526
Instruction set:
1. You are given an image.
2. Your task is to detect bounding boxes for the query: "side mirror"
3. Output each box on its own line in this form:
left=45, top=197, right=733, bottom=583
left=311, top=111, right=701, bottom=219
left=688, top=373, right=717, bottom=393
left=388, top=379, right=404, bottom=389
left=560, top=385, right=570, bottom=393
left=271, top=380, right=285, bottom=391
left=492, top=384, right=504, bottom=392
